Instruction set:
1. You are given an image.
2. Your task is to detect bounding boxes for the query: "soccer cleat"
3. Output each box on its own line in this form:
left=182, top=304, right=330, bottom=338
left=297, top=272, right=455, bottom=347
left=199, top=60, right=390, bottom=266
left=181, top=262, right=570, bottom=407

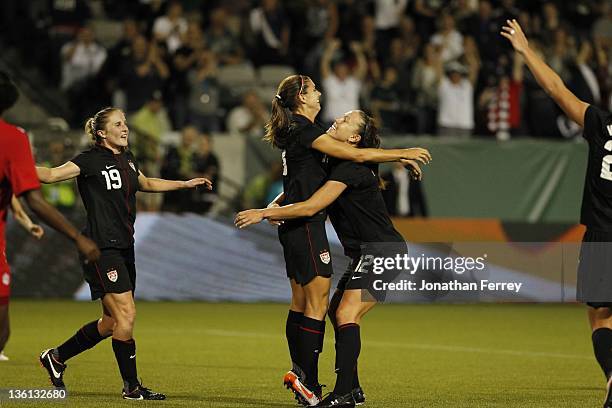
left=352, top=387, right=366, bottom=405
left=0, top=351, right=9, bottom=361
left=284, top=370, right=321, bottom=406
left=39, top=349, right=66, bottom=388
left=604, top=377, right=612, bottom=408
left=122, top=383, right=166, bottom=400
left=316, top=392, right=356, bottom=407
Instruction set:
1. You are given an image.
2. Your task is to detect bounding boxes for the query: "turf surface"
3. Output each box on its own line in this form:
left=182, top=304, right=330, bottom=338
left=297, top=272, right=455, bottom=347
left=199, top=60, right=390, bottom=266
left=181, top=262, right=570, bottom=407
left=0, top=301, right=604, bottom=407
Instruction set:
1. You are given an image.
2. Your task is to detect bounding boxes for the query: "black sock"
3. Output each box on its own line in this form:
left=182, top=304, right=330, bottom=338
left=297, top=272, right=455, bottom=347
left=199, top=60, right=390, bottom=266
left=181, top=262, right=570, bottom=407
left=593, top=328, right=612, bottom=379
left=297, top=316, right=325, bottom=386
left=112, top=338, right=139, bottom=390
left=353, top=363, right=360, bottom=389
left=56, top=320, right=109, bottom=362
left=286, top=310, right=304, bottom=370
left=333, top=323, right=361, bottom=396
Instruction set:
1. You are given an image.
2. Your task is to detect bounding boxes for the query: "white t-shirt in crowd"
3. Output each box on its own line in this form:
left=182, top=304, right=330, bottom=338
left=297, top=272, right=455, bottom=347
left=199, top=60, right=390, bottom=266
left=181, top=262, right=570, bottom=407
left=60, top=42, right=107, bottom=90
left=322, top=75, right=362, bottom=123
left=153, top=16, right=187, bottom=53
left=437, top=76, right=474, bottom=130
left=430, top=30, right=464, bottom=63
left=375, top=0, right=408, bottom=30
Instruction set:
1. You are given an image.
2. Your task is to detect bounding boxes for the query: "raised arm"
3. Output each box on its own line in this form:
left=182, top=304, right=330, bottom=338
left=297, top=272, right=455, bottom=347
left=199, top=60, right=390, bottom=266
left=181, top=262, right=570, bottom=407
left=36, top=162, right=80, bottom=183
left=137, top=170, right=212, bottom=192
left=321, top=39, right=341, bottom=79
left=501, top=19, right=588, bottom=127
left=235, top=181, right=347, bottom=228
left=311, top=133, right=431, bottom=164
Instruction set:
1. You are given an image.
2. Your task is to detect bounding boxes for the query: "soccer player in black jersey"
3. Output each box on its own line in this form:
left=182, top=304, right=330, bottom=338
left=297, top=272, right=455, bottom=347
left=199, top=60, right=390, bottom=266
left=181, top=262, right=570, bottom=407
left=237, top=110, right=419, bottom=407
left=501, top=20, right=612, bottom=408
left=35, top=107, right=212, bottom=400
left=261, top=75, right=430, bottom=405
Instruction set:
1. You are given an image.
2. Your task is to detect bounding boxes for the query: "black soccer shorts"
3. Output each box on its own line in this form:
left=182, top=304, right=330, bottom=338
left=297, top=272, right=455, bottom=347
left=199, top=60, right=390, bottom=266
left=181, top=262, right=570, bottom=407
left=278, top=221, right=333, bottom=286
left=577, top=229, right=612, bottom=308
left=82, top=247, right=136, bottom=300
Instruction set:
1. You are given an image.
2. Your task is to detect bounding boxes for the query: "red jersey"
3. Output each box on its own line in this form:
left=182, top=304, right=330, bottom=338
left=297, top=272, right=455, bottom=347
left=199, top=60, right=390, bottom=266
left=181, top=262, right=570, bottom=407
left=0, top=118, right=41, bottom=271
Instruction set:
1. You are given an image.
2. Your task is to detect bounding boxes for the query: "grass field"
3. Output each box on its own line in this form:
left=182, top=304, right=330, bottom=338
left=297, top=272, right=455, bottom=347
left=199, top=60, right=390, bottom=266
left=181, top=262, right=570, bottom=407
left=0, top=301, right=605, bottom=407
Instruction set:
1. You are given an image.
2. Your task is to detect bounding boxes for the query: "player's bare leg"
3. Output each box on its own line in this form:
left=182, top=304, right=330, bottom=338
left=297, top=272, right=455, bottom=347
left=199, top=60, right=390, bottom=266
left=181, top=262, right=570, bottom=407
left=0, top=304, right=9, bottom=360
left=103, top=292, right=165, bottom=400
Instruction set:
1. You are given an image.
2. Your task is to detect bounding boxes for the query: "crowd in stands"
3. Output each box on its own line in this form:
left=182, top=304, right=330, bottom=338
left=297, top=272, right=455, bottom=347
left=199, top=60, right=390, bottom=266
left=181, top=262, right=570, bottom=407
left=2, top=0, right=610, bottom=141
left=1, top=0, right=611, bottom=214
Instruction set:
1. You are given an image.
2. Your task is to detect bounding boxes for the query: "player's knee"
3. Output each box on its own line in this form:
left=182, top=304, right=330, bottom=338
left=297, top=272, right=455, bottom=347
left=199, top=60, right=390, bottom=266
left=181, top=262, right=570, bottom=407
left=335, top=306, right=357, bottom=326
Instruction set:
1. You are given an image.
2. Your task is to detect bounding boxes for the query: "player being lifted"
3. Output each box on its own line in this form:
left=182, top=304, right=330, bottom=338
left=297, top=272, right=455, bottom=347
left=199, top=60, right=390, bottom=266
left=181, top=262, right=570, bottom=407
left=501, top=19, right=612, bottom=408
left=36, top=106, right=212, bottom=400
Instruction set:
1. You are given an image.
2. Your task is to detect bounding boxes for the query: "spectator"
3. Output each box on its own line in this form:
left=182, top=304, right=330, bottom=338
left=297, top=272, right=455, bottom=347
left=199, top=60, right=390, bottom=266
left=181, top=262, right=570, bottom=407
left=187, top=50, right=221, bottom=133
left=60, top=26, right=107, bottom=123
left=397, top=16, right=421, bottom=60
left=370, top=66, right=403, bottom=132
left=299, top=0, right=339, bottom=76
left=437, top=38, right=481, bottom=137
left=117, top=35, right=169, bottom=113
left=320, top=39, right=367, bottom=125
left=242, top=162, right=283, bottom=209
left=130, top=90, right=172, bottom=211
left=381, top=162, right=428, bottom=217
left=593, top=1, right=612, bottom=46
left=190, top=133, right=220, bottom=214
left=152, top=0, right=188, bottom=54
left=463, top=0, right=501, bottom=71
left=477, top=53, right=524, bottom=140
left=99, top=18, right=142, bottom=107
left=247, top=0, right=290, bottom=67
left=40, top=141, right=77, bottom=213
left=374, top=0, right=408, bottom=62
left=546, top=28, right=576, bottom=82
left=413, top=0, right=446, bottom=41
left=205, top=7, right=245, bottom=66
left=168, top=21, right=206, bottom=129
left=226, top=90, right=268, bottom=137
left=336, top=0, right=368, bottom=47
left=160, top=126, right=198, bottom=212
left=60, top=26, right=107, bottom=91
left=430, top=12, right=464, bottom=63
left=411, top=43, right=442, bottom=134
left=540, top=2, right=564, bottom=45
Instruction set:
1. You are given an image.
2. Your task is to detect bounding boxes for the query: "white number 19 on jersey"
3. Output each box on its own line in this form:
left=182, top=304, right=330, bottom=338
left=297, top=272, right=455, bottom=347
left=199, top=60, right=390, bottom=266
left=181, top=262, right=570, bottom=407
left=101, top=169, right=122, bottom=190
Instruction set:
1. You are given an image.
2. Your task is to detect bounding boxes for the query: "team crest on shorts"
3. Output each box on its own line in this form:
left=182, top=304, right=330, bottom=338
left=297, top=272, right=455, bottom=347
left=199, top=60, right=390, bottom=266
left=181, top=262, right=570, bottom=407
left=107, top=269, right=118, bottom=282
left=128, top=161, right=136, bottom=172
left=319, top=250, right=331, bottom=265
left=1, top=272, right=9, bottom=286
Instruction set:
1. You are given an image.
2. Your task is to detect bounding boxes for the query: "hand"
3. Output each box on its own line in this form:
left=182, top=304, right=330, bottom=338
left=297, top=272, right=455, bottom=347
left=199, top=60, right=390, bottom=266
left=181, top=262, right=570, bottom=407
left=402, top=148, right=432, bottom=164
left=75, top=234, right=101, bottom=263
left=400, top=159, right=423, bottom=180
left=265, top=203, right=283, bottom=226
left=327, top=38, right=341, bottom=51
left=501, top=19, right=529, bottom=55
left=235, top=209, right=265, bottom=229
left=349, top=41, right=362, bottom=53
left=184, top=178, right=213, bottom=190
left=29, top=224, right=44, bottom=240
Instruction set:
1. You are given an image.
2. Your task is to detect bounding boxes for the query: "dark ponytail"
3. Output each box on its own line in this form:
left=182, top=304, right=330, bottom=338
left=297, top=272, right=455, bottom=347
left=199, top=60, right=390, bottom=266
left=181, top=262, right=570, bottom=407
left=263, top=74, right=310, bottom=149
left=356, top=111, right=386, bottom=189
left=84, top=107, right=120, bottom=144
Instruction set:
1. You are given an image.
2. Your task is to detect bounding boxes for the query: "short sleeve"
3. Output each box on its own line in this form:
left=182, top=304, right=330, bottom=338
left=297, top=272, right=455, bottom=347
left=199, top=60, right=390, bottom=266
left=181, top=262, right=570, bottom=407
left=328, top=161, right=364, bottom=189
left=71, top=151, right=91, bottom=176
left=297, top=123, right=324, bottom=148
left=583, top=105, right=606, bottom=143
left=7, top=131, right=40, bottom=197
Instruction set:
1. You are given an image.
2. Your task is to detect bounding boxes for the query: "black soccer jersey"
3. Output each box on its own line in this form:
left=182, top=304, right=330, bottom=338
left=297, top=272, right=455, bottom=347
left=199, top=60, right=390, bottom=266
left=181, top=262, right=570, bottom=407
left=580, top=105, right=612, bottom=231
left=281, top=114, right=327, bottom=223
left=327, top=159, right=404, bottom=257
left=71, top=145, right=140, bottom=249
